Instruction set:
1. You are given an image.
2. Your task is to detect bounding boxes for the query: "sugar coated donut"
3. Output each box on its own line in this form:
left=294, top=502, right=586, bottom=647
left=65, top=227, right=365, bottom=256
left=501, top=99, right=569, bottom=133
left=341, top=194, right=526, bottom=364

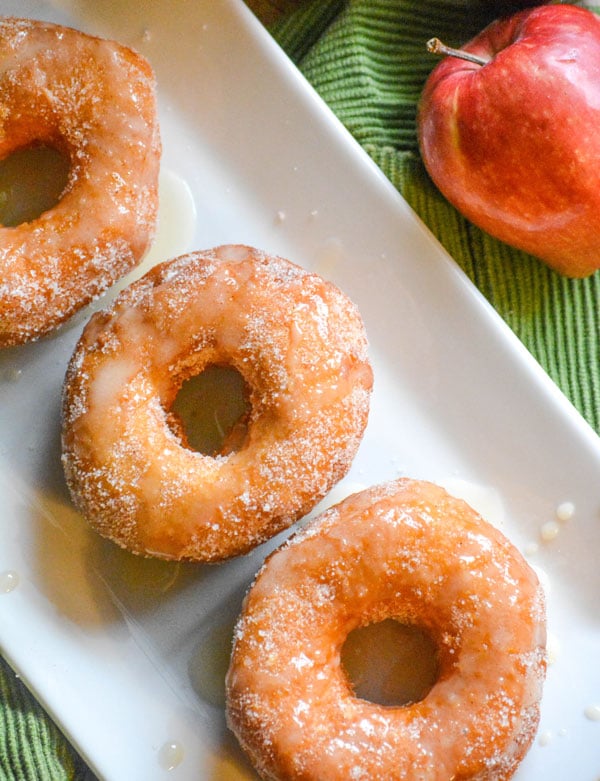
left=61, top=245, right=373, bottom=561
left=0, top=17, right=160, bottom=347
left=226, top=478, right=546, bottom=781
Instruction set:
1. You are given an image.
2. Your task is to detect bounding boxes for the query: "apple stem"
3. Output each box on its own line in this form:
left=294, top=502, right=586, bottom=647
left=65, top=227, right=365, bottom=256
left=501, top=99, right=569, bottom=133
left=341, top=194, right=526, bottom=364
left=427, top=37, right=489, bottom=67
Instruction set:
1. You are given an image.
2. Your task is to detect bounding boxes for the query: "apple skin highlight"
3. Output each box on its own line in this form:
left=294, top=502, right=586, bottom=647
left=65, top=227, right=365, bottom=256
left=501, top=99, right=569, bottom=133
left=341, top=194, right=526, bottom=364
left=418, top=4, right=600, bottom=278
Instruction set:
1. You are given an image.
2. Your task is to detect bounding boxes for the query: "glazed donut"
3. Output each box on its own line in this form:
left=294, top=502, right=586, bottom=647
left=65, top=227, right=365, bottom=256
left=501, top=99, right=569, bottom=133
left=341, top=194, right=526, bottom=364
left=0, top=17, right=160, bottom=348
left=226, top=478, right=546, bottom=781
left=61, top=245, right=373, bottom=562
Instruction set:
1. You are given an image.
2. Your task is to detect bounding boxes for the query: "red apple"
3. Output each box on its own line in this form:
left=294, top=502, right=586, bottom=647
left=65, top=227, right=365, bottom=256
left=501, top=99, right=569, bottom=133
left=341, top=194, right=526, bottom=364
left=417, top=4, right=600, bottom=277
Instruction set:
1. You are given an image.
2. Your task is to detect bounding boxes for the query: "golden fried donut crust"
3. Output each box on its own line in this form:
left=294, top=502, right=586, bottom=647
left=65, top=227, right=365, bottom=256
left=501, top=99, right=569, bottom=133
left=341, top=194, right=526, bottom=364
left=0, top=17, right=160, bottom=347
left=226, top=478, right=546, bottom=780
left=61, top=245, right=373, bottom=561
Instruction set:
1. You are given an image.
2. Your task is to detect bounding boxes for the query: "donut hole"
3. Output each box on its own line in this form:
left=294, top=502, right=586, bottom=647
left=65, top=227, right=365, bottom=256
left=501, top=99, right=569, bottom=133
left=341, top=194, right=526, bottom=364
left=341, top=619, right=439, bottom=707
left=0, top=145, right=70, bottom=226
left=170, top=364, right=251, bottom=456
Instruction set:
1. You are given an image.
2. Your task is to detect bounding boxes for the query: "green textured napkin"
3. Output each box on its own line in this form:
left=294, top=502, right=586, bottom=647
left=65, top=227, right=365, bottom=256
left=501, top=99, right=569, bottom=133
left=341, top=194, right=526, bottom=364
left=2, top=1, right=600, bottom=778
left=0, top=657, right=87, bottom=780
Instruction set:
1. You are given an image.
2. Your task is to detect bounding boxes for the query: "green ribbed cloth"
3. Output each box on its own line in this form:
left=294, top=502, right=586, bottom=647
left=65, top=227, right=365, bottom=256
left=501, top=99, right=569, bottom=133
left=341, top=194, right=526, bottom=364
left=0, top=658, right=87, bottom=780
left=2, top=1, right=600, bottom=778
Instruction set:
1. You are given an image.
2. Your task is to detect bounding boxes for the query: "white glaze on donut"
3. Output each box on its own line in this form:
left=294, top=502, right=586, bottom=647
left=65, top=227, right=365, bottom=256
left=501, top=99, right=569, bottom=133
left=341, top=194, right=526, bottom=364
left=0, top=17, right=160, bottom=347
left=226, top=478, right=546, bottom=780
left=61, top=246, right=373, bottom=561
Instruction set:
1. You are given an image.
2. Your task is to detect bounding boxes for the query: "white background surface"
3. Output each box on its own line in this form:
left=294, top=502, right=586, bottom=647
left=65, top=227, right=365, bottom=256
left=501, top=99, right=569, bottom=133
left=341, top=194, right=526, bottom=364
left=0, top=1, right=599, bottom=779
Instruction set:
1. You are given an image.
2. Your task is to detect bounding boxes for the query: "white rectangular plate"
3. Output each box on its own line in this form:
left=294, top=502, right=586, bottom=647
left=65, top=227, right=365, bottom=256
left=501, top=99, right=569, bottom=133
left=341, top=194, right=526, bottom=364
left=1, top=1, right=599, bottom=779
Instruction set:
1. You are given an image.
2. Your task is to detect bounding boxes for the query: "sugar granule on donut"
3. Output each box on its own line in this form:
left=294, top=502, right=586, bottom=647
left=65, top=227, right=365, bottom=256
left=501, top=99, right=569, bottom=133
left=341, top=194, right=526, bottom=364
left=0, top=17, right=161, bottom=347
left=226, top=478, right=547, bottom=781
left=61, top=245, right=373, bottom=562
